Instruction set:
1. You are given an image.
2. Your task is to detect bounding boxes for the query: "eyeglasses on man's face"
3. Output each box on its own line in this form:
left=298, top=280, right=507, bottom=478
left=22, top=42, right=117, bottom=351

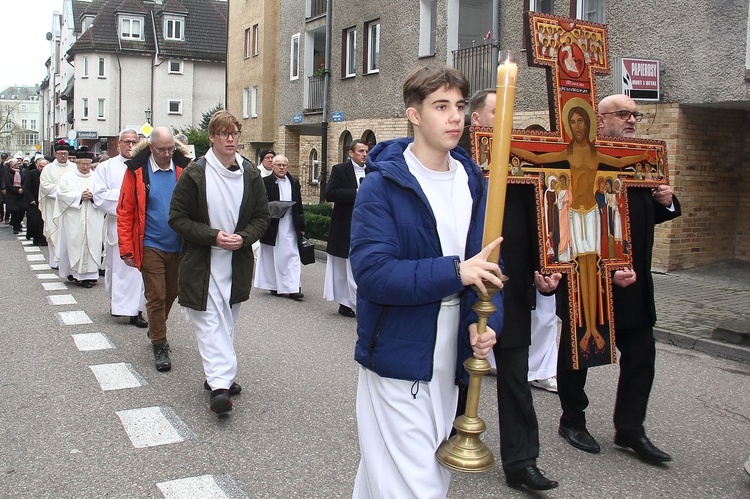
left=153, top=146, right=175, bottom=155
left=600, top=110, right=643, bottom=122
left=216, top=130, right=241, bottom=140
left=121, top=139, right=138, bottom=146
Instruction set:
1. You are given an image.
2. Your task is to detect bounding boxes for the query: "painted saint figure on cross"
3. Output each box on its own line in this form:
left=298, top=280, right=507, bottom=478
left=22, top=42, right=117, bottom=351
left=470, top=11, right=669, bottom=370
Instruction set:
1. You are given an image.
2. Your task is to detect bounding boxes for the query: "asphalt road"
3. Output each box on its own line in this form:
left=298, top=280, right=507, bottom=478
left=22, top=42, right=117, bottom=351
left=0, top=223, right=748, bottom=498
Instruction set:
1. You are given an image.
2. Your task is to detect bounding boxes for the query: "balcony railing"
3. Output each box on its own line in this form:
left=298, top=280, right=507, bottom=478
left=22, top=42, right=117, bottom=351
left=452, top=43, right=495, bottom=96
left=308, top=0, right=326, bottom=18
left=306, top=75, right=324, bottom=112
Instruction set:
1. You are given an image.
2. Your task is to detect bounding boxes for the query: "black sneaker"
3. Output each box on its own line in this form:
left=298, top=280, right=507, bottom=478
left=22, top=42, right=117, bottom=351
left=153, top=341, right=172, bottom=372
left=204, top=380, right=242, bottom=396
left=210, top=389, right=232, bottom=414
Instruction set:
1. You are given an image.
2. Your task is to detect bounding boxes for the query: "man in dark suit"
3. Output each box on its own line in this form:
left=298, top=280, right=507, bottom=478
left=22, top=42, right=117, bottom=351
left=556, top=94, right=681, bottom=464
left=253, top=154, right=306, bottom=301
left=464, top=89, right=561, bottom=491
left=324, top=140, right=368, bottom=317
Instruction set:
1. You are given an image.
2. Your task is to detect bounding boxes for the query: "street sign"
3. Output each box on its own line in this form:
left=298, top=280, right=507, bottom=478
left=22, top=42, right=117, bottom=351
left=331, top=111, right=344, bottom=122
left=68, top=130, right=77, bottom=140
left=139, top=122, right=154, bottom=137
left=34, top=144, right=41, bottom=151
left=614, top=57, right=660, bottom=101
left=77, top=131, right=98, bottom=139
left=293, top=113, right=303, bottom=123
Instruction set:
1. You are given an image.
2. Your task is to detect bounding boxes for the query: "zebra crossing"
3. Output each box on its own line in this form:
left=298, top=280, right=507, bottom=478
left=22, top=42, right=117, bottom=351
left=17, top=231, right=249, bottom=498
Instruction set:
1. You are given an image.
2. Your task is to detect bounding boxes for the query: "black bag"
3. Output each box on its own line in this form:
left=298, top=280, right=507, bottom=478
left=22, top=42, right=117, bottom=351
left=299, top=236, right=315, bottom=265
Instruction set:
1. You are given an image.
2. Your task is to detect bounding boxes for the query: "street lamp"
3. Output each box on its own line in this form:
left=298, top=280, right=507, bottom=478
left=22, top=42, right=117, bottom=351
left=145, top=107, right=152, bottom=124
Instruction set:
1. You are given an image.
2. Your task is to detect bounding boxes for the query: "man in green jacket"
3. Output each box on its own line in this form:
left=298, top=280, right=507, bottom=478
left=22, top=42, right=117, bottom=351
left=169, top=110, right=270, bottom=414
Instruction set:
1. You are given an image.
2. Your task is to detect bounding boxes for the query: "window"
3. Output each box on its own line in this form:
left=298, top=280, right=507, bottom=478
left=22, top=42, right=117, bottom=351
left=310, top=149, right=319, bottom=184
left=82, top=15, right=94, bottom=32
left=30, top=119, right=36, bottom=130
left=164, top=17, right=184, bottom=41
left=419, top=0, right=437, bottom=57
left=82, top=98, right=89, bottom=119
left=290, top=33, right=300, bottom=80
left=98, top=57, right=105, bottom=78
left=168, top=60, right=183, bottom=74
left=244, top=28, right=252, bottom=58
left=343, top=27, right=356, bottom=77
left=82, top=57, right=89, bottom=77
left=242, top=88, right=250, bottom=118
left=120, top=17, right=143, bottom=40
left=21, top=119, right=27, bottom=129
left=21, top=133, right=38, bottom=146
left=97, top=98, right=105, bottom=119
left=252, top=24, right=259, bottom=56
left=364, top=20, right=380, bottom=74
left=168, top=100, right=182, bottom=114
left=530, top=0, right=554, bottom=13
left=577, top=0, right=606, bottom=23
left=251, top=86, right=258, bottom=118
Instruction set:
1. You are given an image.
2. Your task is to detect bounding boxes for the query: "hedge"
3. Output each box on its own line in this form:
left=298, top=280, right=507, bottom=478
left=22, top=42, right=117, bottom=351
left=303, top=203, right=331, bottom=240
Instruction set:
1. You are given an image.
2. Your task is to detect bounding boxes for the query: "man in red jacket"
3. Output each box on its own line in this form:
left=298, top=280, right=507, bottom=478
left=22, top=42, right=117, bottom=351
left=117, top=127, right=191, bottom=372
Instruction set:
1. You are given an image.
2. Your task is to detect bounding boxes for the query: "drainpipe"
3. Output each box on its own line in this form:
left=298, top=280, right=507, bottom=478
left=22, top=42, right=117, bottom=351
left=492, top=0, right=499, bottom=86
left=150, top=11, right=160, bottom=126
left=318, top=0, right=332, bottom=203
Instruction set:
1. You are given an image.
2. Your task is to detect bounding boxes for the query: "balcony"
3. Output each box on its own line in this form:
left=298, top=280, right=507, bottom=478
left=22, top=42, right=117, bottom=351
left=452, top=43, right=494, bottom=95
left=306, top=75, right=324, bottom=112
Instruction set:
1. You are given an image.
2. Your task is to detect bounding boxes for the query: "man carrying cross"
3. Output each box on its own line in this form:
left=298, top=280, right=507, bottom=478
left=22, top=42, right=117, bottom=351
left=556, top=94, right=681, bottom=463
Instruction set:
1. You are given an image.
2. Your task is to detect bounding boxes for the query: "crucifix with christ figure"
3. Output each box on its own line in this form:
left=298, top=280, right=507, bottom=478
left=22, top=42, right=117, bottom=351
left=470, top=11, right=669, bottom=370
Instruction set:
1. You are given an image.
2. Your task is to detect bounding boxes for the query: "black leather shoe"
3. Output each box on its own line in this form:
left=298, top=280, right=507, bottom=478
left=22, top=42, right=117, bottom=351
left=204, top=381, right=242, bottom=396
left=338, top=305, right=356, bottom=318
left=558, top=424, right=601, bottom=453
left=288, top=292, right=304, bottom=301
left=506, top=466, right=559, bottom=491
left=614, top=433, right=672, bottom=462
left=81, top=280, right=95, bottom=288
left=210, top=389, right=233, bottom=414
left=153, top=341, right=172, bottom=372
left=130, top=312, right=148, bottom=328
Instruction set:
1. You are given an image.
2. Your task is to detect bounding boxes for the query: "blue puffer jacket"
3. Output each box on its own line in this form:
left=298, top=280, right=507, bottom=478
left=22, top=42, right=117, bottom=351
left=351, top=137, right=504, bottom=383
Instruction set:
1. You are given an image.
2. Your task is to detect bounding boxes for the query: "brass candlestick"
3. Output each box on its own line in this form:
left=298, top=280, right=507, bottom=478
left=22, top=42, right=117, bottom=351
left=436, top=275, right=505, bottom=472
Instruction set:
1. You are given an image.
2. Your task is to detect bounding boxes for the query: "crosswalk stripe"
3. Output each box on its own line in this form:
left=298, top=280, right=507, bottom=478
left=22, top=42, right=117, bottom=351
left=90, top=363, right=147, bottom=391
left=27, top=254, right=46, bottom=262
left=21, top=241, right=32, bottom=245
left=72, top=332, right=114, bottom=351
left=31, top=264, right=52, bottom=271
left=116, top=407, right=195, bottom=448
left=156, top=474, right=248, bottom=499
left=42, top=282, right=68, bottom=291
left=56, top=310, right=93, bottom=325
left=48, top=294, right=77, bottom=306
left=23, top=246, right=41, bottom=253
left=36, top=273, right=60, bottom=279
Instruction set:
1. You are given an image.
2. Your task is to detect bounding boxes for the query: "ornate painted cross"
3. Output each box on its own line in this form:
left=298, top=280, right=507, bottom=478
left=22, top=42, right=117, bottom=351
left=470, top=11, right=669, bottom=370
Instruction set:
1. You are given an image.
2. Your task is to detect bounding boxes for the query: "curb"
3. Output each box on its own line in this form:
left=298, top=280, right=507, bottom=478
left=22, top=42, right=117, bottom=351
left=654, top=328, right=750, bottom=364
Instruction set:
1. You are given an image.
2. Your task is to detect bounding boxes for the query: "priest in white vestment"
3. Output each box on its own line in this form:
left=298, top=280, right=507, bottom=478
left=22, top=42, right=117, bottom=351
left=55, top=151, right=106, bottom=287
left=39, top=143, right=75, bottom=268
left=92, top=129, right=147, bottom=325
left=254, top=154, right=306, bottom=301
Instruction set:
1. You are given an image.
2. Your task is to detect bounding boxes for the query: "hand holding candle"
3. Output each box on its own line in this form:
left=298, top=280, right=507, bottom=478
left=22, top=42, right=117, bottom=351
left=482, top=50, right=518, bottom=264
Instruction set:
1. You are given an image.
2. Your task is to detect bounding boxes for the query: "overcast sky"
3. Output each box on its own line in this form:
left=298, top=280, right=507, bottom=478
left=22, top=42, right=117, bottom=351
left=0, top=0, right=62, bottom=91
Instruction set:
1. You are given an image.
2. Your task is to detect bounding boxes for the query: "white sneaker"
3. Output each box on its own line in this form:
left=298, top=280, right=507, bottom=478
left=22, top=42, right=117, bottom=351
left=530, top=377, right=558, bottom=393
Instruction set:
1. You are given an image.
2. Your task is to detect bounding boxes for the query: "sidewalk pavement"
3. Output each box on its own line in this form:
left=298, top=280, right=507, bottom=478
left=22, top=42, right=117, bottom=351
left=653, top=260, right=750, bottom=364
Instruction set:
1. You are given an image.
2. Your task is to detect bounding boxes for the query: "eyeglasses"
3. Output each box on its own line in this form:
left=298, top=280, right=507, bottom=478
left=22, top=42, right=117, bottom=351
left=153, top=146, right=175, bottom=155
left=216, top=131, right=241, bottom=140
left=121, top=140, right=138, bottom=146
left=600, top=110, right=644, bottom=122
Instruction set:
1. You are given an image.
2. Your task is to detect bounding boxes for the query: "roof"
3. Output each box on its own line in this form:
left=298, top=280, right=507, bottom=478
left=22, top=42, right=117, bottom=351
left=67, top=0, right=227, bottom=63
left=0, top=86, right=38, bottom=100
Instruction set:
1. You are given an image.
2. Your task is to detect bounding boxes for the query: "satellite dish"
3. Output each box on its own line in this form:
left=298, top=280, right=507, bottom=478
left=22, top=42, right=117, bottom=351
left=46, top=32, right=53, bottom=40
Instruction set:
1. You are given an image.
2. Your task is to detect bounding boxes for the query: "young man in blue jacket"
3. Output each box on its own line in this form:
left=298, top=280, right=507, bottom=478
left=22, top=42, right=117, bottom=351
left=350, top=66, right=505, bottom=498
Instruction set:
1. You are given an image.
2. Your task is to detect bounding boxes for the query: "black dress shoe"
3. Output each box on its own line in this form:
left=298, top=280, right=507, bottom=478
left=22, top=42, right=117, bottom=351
left=338, top=305, right=356, bottom=317
left=210, top=389, right=233, bottom=414
left=506, top=466, right=559, bottom=491
left=288, top=292, right=304, bottom=301
left=204, top=381, right=242, bottom=396
left=614, top=433, right=672, bottom=462
left=81, top=280, right=95, bottom=289
left=130, top=312, right=149, bottom=328
left=558, top=424, right=601, bottom=453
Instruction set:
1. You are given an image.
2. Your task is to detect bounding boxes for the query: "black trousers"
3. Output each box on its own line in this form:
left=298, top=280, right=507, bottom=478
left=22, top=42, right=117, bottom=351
left=557, top=324, right=656, bottom=437
left=494, top=344, right=540, bottom=473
